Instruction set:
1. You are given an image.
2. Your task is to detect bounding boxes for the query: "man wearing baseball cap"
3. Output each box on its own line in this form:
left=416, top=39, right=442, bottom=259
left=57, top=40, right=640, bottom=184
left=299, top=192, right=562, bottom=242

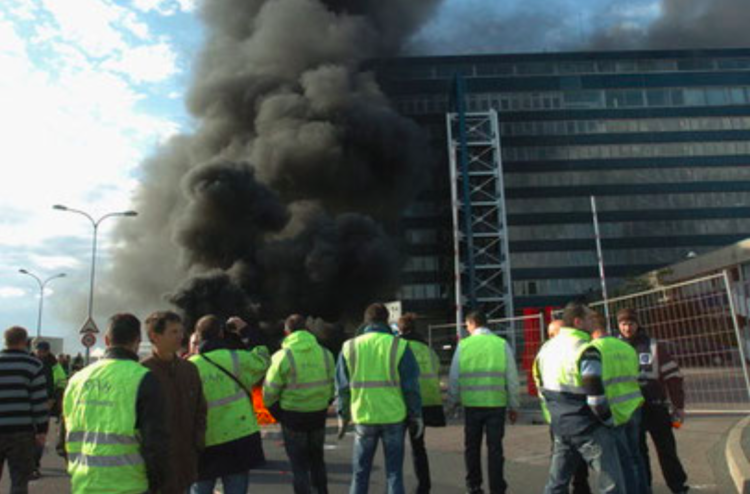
left=617, top=308, right=689, bottom=494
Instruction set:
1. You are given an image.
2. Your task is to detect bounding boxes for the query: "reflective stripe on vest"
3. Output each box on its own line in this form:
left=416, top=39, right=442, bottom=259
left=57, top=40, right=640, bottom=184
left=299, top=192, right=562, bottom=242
left=206, top=351, right=246, bottom=410
left=458, top=333, right=508, bottom=407
left=266, top=331, right=335, bottom=412
left=343, top=332, right=407, bottom=424
left=63, top=359, right=149, bottom=494
left=591, top=337, right=644, bottom=426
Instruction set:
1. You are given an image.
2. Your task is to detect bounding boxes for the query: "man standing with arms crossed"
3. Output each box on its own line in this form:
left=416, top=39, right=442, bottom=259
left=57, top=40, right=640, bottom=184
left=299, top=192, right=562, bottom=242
left=336, top=303, right=422, bottom=494
left=533, top=302, right=626, bottom=494
left=617, top=308, right=689, bottom=494
left=448, top=310, right=519, bottom=494
left=263, top=314, right=336, bottom=494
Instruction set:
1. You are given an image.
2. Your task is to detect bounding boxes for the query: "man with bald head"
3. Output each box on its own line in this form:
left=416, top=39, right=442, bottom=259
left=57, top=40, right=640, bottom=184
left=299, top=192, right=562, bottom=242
left=547, top=320, right=564, bottom=340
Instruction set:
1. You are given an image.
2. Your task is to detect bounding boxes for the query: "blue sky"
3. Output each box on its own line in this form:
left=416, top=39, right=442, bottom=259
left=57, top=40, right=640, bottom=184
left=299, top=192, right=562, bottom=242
left=0, top=0, right=661, bottom=353
left=0, top=0, right=201, bottom=352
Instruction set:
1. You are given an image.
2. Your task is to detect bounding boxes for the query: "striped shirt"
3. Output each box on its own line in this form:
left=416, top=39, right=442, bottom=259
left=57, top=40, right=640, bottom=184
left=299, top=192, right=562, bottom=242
left=0, top=349, right=48, bottom=434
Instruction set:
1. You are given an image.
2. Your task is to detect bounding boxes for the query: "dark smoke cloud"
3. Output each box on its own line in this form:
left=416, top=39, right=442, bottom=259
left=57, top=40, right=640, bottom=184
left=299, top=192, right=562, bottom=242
left=592, top=0, right=750, bottom=50
left=100, top=0, right=440, bottom=329
left=409, top=0, right=750, bottom=56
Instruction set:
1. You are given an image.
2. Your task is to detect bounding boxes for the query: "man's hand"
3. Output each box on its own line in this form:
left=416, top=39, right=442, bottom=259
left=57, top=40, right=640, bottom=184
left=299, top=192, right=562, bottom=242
left=35, top=433, right=46, bottom=447
left=508, top=409, right=518, bottom=424
left=337, top=417, right=350, bottom=440
left=673, top=408, right=686, bottom=425
left=410, top=417, right=424, bottom=439
left=226, top=316, right=248, bottom=333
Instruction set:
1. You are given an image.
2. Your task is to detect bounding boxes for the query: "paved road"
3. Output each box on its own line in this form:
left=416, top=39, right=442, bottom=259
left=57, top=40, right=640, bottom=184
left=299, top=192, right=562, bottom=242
left=4, top=413, right=740, bottom=493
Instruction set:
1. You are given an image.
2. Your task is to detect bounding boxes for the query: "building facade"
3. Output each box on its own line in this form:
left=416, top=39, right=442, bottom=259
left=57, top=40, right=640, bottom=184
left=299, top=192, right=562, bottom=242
left=374, top=48, right=750, bottom=321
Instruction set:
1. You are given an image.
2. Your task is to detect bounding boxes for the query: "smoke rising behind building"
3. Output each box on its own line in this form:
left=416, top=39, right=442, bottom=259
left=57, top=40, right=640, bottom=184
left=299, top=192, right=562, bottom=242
left=93, top=0, right=749, bottom=331
left=100, top=0, right=438, bottom=328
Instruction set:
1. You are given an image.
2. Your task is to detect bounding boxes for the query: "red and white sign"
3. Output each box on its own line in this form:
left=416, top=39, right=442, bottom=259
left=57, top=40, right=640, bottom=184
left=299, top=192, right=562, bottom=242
left=81, top=333, right=96, bottom=348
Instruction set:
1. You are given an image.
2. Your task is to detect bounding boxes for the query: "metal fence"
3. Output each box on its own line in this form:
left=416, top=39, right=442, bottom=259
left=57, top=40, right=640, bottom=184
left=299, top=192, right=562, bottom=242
left=428, top=313, right=545, bottom=410
left=584, top=272, right=750, bottom=412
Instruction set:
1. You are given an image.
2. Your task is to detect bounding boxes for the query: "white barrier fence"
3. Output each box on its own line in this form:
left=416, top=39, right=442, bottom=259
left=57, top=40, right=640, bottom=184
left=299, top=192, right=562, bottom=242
left=584, top=272, right=750, bottom=412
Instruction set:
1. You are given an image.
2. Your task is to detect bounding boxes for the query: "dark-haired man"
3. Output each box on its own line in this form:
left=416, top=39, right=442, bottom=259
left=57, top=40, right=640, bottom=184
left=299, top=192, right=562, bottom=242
left=336, top=303, right=422, bottom=494
left=142, top=311, right=207, bottom=494
left=63, top=313, right=168, bottom=494
left=448, top=311, right=519, bottom=494
left=0, top=326, right=48, bottom=494
left=533, top=302, right=626, bottom=494
left=263, top=314, right=335, bottom=494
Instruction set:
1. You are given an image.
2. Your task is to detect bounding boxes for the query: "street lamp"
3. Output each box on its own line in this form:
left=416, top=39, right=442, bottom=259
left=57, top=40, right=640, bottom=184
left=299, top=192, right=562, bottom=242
left=53, top=205, right=138, bottom=363
left=18, top=269, right=66, bottom=339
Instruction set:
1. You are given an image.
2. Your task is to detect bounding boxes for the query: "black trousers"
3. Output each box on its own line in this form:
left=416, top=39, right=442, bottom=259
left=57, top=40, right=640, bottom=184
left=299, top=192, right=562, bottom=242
left=407, top=419, right=431, bottom=493
left=282, top=425, right=328, bottom=494
left=464, top=407, right=506, bottom=494
left=641, top=403, right=688, bottom=493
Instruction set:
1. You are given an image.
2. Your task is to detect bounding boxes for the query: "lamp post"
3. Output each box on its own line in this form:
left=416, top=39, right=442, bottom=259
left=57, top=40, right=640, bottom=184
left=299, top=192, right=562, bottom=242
left=18, top=270, right=66, bottom=339
left=53, top=205, right=137, bottom=363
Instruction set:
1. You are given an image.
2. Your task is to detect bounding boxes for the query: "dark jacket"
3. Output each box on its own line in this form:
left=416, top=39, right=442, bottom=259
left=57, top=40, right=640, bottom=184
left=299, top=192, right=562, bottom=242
left=621, top=329, right=685, bottom=409
left=62, top=348, right=169, bottom=492
left=141, top=353, right=207, bottom=494
left=0, top=350, right=48, bottom=434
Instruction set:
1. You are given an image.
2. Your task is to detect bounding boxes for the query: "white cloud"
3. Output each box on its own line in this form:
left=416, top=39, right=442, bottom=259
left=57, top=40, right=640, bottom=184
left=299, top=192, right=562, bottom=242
left=102, top=41, right=178, bottom=83
left=0, top=287, right=26, bottom=299
left=133, top=0, right=197, bottom=15
left=28, top=255, right=82, bottom=271
left=0, top=0, right=191, bottom=340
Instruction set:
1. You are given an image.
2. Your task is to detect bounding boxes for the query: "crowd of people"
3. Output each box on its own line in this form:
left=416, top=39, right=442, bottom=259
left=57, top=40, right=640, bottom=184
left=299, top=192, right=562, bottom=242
left=0, top=300, right=688, bottom=494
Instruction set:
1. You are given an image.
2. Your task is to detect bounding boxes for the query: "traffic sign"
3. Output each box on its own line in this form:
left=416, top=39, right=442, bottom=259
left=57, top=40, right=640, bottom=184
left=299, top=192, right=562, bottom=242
left=79, top=317, right=99, bottom=334
left=81, top=333, right=96, bottom=348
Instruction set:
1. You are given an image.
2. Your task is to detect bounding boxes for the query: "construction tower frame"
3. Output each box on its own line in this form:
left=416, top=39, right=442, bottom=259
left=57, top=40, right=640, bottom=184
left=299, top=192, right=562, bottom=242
left=446, top=76, right=514, bottom=337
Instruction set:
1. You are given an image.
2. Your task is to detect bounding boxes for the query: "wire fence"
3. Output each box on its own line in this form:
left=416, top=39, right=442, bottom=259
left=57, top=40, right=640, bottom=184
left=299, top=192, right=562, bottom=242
left=583, top=272, right=750, bottom=412
left=428, top=313, right=545, bottom=410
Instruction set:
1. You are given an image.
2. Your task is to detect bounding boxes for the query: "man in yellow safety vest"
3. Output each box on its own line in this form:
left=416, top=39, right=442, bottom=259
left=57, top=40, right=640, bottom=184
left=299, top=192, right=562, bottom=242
left=63, top=313, right=168, bottom=494
left=336, top=303, right=422, bottom=494
left=448, top=310, right=520, bottom=494
left=263, top=314, right=335, bottom=494
left=396, top=313, right=445, bottom=494
left=533, top=302, right=626, bottom=494
left=189, top=315, right=270, bottom=494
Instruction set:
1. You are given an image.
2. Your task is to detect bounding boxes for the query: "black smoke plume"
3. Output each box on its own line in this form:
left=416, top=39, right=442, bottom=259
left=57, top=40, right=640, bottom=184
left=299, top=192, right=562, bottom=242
left=102, top=0, right=440, bottom=330
left=408, top=0, right=750, bottom=55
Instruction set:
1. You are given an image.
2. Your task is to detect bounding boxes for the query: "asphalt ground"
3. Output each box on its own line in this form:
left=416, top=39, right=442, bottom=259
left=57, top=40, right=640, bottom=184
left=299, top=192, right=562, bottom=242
left=3, top=413, right=740, bottom=493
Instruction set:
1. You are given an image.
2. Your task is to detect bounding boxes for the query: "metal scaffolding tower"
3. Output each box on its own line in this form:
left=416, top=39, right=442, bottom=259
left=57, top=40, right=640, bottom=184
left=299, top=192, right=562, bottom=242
left=446, top=77, right=514, bottom=336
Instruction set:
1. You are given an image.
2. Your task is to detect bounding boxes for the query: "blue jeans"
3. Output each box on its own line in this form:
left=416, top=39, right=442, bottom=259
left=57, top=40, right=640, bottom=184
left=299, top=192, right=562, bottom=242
left=350, top=423, right=405, bottom=494
left=545, top=425, right=626, bottom=494
left=616, top=409, right=650, bottom=494
left=190, top=472, right=249, bottom=494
